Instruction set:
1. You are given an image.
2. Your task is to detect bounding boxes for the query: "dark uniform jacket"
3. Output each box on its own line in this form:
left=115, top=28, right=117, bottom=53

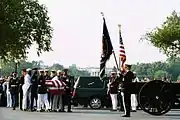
left=62, top=75, right=71, bottom=94
left=9, top=77, right=19, bottom=94
left=109, top=78, right=119, bottom=94
left=19, top=76, right=24, bottom=92
left=120, top=71, right=135, bottom=92
left=37, top=75, right=48, bottom=94
left=44, top=75, right=51, bottom=80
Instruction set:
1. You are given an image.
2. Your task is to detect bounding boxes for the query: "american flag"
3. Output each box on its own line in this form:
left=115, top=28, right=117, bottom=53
left=45, top=76, right=66, bottom=95
left=119, top=25, right=126, bottom=71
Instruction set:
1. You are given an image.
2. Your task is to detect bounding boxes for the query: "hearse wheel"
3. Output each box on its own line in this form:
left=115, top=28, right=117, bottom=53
left=89, top=97, right=102, bottom=109
left=138, top=80, right=172, bottom=116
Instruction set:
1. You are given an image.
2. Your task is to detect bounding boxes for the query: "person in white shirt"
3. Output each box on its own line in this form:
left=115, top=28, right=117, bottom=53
left=3, top=77, right=12, bottom=108
left=131, top=72, right=139, bottom=112
left=22, top=68, right=32, bottom=111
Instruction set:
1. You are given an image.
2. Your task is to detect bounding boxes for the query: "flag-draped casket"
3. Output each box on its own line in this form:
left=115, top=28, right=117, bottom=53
left=45, top=76, right=66, bottom=95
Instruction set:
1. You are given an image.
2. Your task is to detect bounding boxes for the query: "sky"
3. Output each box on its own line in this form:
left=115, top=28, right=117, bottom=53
left=27, top=0, right=180, bottom=68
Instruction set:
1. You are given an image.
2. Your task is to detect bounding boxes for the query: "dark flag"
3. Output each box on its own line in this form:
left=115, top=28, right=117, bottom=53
left=99, top=18, right=113, bottom=80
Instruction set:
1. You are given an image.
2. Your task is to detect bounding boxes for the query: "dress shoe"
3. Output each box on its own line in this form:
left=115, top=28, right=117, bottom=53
left=131, top=110, right=136, bottom=112
left=122, top=115, right=130, bottom=117
left=67, top=110, right=72, bottom=112
left=110, top=109, right=117, bottom=112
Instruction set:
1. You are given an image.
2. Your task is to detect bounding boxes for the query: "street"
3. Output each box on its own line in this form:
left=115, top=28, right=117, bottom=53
left=1, top=107, right=180, bottom=120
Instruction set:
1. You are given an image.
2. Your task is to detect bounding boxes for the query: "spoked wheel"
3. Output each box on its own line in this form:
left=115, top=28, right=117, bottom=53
left=138, top=80, right=173, bottom=116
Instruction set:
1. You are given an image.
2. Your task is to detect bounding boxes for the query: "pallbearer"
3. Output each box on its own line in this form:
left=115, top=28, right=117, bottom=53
left=19, top=69, right=26, bottom=110
left=22, top=68, right=32, bottom=111
left=37, top=70, right=50, bottom=112
left=9, top=72, right=19, bottom=110
left=62, top=69, right=72, bottom=112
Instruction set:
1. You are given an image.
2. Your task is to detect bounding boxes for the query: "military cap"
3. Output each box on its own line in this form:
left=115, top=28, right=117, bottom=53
left=57, top=70, right=62, bottom=73
left=22, top=68, right=26, bottom=72
left=51, top=70, right=56, bottom=73
left=39, top=69, right=44, bottom=73
left=26, top=68, right=32, bottom=72
left=44, top=69, right=49, bottom=72
left=125, top=64, right=132, bottom=69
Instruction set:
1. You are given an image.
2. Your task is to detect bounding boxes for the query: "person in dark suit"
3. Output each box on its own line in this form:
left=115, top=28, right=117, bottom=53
left=62, top=69, right=72, bottom=112
left=120, top=64, right=135, bottom=117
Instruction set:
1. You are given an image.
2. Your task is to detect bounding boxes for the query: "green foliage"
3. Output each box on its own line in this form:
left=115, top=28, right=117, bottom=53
left=132, top=57, right=180, bottom=81
left=154, top=70, right=169, bottom=80
left=0, top=61, right=90, bottom=77
left=0, top=0, right=53, bottom=62
left=143, top=11, right=180, bottom=58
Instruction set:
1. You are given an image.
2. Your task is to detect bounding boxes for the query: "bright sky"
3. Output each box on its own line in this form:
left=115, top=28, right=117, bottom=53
left=27, top=0, right=180, bottom=68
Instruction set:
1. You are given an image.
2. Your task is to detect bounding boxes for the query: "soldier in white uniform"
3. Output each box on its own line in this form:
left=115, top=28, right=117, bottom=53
left=131, top=72, right=139, bottom=112
left=3, top=76, right=12, bottom=108
left=22, top=68, right=32, bottom=111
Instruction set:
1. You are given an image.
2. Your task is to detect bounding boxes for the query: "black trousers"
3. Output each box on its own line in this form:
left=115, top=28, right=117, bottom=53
left=122, top=91, right=131, bottom=115
left=19, top=88, right=23, bottom=110
left=30, top=86, right=37, bottom=110
left=62, top=93, right=71, bottom=111
left=118, top=92, right=124, bottom=110
left=11, top=92, right=18, bottom=109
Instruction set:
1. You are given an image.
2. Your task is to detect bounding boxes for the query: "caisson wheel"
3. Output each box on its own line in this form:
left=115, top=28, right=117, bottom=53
left=138, top=80, right=172, bottom=116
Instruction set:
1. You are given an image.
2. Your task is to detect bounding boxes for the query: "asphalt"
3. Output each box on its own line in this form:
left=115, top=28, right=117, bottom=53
left=0, top=107, right=180, bottom=120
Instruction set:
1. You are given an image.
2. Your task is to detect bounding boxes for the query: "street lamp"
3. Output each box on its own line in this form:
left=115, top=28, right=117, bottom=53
left=14, top=60, right=18, bottom=73
left=0, top=64, right=1, bottom=77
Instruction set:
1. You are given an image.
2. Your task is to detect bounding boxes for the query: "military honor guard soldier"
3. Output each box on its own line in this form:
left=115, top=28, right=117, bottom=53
left=22, top=68, right=32, bottom=111
left=37, top=70, right=50, bottom=112
left=120, top=64, right=136, bottom=117
left=107, top=71, right=119, bottom=111
left=9, top=72, right=19, bottom=110
left=61, top=69, right=72, bottom=112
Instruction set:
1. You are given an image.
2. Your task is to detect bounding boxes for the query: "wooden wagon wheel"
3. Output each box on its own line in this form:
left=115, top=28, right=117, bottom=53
left=138, top=80, right=173, bottom=116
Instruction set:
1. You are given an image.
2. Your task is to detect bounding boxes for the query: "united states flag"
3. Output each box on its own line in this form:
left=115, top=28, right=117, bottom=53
left=45, top=76, right=66, bottom=95
left=119, top=26, right=126, bottom=72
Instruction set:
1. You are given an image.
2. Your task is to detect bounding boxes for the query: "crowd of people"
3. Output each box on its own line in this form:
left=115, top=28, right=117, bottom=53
left=0, top=68, right=73, bottom=112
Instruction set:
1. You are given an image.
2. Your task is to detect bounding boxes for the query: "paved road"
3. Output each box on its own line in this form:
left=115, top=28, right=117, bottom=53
left=0, top=107, right=180, bottom=120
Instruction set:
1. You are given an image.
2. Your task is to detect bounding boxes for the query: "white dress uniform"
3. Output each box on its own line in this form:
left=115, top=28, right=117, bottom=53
left=131, top=76, right=139, bottom=111
left=22, top=71, right=32, bottom=110
left=51, top=76, right=63, bottom=111
left=3, top=79, right=12, bottom=107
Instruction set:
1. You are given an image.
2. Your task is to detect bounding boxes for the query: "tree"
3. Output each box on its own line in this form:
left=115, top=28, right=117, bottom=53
left=154, top=70, right=169, bottom=80
left=142, top=11, right=180, bottom=58
left=0, top=0, right=53, bottom=62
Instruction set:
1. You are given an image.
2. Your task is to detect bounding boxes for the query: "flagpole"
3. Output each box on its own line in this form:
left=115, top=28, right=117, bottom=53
left=118, top=24, right=121, bottom=71
left=101, top=12, right=119, bottom=71
left=112, top=50, right=119, bottom=72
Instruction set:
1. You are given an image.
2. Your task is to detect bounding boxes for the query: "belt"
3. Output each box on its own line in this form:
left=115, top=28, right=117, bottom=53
left=11, top=85, right=18, bottom=87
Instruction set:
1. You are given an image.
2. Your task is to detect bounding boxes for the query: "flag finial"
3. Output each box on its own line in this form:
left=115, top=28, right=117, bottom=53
left=101, top=12, right=104, bottom=17
left=118, top=24, right=121, bottom=28
left=118, top=24, right=121, bottom=32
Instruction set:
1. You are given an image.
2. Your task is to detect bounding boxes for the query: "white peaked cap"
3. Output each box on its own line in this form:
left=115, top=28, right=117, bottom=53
left=57, top=70, right=62, bottom=73
left=26, top=68, right=32, bottom=72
